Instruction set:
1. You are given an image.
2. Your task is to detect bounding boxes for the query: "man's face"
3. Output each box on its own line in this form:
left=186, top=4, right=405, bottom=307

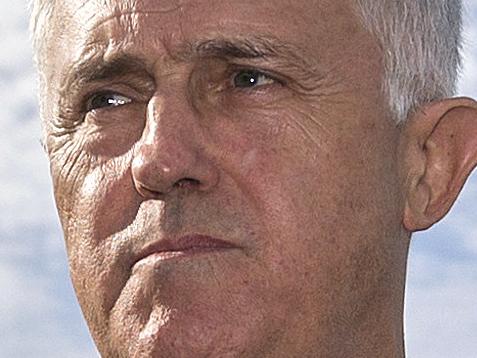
left=46, top=0, right=408, bottom=356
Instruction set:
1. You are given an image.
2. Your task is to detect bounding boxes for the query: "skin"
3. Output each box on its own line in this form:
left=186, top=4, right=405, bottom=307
left=41, top=0, right=477, bottom=357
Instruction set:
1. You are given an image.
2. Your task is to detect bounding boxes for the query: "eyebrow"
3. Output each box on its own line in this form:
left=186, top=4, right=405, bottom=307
left=189, top=36, right=293, bottom=59
left=67, top=36, right=311, bottom=86
left=68, top=55, right=150, bottom=86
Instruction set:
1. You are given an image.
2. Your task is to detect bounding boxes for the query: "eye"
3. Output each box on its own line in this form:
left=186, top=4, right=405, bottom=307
left=86, top=92, right=132, bottom=111
left=232, top=70, right=276, bottom=89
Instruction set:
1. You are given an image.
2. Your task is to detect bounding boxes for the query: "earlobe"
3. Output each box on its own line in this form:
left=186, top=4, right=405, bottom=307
left=402, top=98, right=477, bottom=232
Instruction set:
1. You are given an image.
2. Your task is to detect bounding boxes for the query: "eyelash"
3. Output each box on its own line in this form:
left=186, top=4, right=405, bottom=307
left=229, top=68, right=280, bottom=89
left=85, top=91, right=132, bottom=112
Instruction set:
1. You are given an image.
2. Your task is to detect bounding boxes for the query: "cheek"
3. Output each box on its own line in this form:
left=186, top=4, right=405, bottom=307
left=231, top=107, right=402, bottom=294
left=54, top=152, right=140, bottom=332
left=76, top=163, right=139, bottom=242
left=56, top=150, right=138, bottom=248
left=82, top=104, right=146, bottom=158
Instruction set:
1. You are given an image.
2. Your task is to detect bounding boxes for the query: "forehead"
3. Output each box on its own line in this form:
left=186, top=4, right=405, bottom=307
left=64, top=0, right=356, bottom=33
left=52, top=0, right=365, bottom=70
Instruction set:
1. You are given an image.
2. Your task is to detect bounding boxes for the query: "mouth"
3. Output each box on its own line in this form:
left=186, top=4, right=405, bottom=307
left=133, top=234, right=240, bottom=267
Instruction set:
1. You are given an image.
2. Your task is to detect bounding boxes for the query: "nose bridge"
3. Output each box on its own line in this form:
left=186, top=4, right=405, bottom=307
left=143, top=93, right=194, bottom=149
left=138, top=92, right=196, bottom=176
left=142, top=65, right=196, bottom=145
left=131, top=91, right=217, bottom=197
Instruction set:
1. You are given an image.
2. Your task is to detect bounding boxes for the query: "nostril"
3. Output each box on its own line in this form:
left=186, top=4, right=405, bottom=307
left=175, top=178, right=201, bottom=189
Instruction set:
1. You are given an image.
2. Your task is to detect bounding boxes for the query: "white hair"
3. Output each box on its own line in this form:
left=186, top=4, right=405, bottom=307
left=30, top=0, right=463, bottom=123
left=355, top=0, right=463, bottom=123
left=29, top=0, right=56, bottom=131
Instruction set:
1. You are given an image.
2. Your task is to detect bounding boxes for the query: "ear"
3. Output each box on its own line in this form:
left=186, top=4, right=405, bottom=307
left=401, top=97, right=477, bottom=232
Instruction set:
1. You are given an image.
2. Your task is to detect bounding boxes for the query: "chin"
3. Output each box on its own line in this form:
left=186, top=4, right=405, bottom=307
left=101, top=305, right=271, bottom=358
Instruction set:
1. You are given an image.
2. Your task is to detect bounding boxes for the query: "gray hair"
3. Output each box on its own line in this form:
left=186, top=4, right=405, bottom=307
left=355, top=0, right=463, bottom=123
left=30, top=0, right=463, bottom=123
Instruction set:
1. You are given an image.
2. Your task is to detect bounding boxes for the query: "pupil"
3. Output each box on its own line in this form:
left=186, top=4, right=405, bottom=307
left=94, top=95, right=110, bottom=108
left=93, top=95, right=121, bottom=109
left=235, top=71, right=258, bottom=87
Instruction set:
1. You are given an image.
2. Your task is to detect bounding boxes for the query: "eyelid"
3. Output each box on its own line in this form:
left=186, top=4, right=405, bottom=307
left=73, top=78, right=153, bottom=112
left=84, top=90, right=133, bottom=113
left=227, top=66, right=286, bottom=92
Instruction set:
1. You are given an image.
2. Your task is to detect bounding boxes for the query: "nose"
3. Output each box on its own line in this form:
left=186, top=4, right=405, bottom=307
left=131, top=95, right=219, bottom=199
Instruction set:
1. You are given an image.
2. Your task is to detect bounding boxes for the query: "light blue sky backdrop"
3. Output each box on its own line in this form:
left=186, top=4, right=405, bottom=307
left=1, top=1, right=476, bottom=357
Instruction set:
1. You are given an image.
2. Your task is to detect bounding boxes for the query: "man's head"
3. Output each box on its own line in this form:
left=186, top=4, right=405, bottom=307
left=31, top=0, right=477, bottom=357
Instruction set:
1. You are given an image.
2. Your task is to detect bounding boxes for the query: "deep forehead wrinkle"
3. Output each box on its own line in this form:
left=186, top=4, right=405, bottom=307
left=70, top=0, right=187, bottom=28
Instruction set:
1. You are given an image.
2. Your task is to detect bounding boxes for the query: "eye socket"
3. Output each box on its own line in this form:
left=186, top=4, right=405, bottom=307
left=232, top=70, right=276, bottom=89
left=86, top=92, right=132, bottom=112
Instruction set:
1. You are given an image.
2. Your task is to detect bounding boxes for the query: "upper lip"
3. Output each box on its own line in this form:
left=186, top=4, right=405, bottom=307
left=134, top=234, right=240, bottom=264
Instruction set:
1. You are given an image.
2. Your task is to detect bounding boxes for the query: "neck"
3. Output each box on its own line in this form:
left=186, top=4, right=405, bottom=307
left=282, top=270, right=407, bottom=357
left=264, top=291, right=406, bottom=358
left=334, top=267, right=407, bottom=358
left=315, top=291, right=406, bottom=358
